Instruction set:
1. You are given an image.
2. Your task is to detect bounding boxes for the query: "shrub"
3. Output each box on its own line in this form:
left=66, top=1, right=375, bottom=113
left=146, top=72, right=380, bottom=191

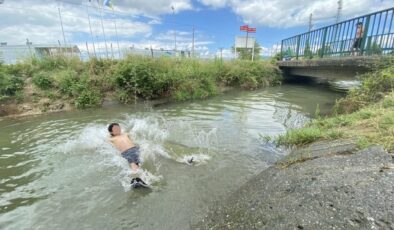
left=0, top=71, right=24, bottom=100
left=114, top=56, right=172, bottom=99
left=335, top=63, right=394, bottom=113
left=32, top=72, right=53, bottom=90
left=73, top=89, right=102, bottom=109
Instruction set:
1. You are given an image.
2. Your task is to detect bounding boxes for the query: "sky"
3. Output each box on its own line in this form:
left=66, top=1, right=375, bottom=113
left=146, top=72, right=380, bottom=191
left=0, top=0, right=392, bottom=58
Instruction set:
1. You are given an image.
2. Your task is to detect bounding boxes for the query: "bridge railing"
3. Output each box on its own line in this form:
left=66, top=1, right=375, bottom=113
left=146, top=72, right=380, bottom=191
left=281, top=7, right=394, bottom=60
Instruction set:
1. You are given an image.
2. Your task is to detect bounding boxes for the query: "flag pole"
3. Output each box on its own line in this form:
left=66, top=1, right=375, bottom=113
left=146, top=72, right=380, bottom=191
left=97, top=0, right=109, bottom=58
left=58, top=7, right=67, bottom=49
left=86, top=1, right=97, bottom=58
left=111, top=6, right=121, bottom=59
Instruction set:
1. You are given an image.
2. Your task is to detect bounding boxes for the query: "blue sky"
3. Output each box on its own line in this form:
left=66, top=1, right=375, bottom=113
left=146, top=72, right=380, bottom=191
left=0, top=0, right=393, bottom=58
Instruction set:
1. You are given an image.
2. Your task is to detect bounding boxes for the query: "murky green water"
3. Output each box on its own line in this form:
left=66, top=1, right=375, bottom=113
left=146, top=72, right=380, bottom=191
left=0, top=84, right=342, bottom=229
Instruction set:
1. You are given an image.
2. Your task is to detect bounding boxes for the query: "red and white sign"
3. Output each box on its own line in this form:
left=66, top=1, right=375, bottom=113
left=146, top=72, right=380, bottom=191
left=247, top=27, right=256, bottom=33
left=240, top=25, right=249, bottom=31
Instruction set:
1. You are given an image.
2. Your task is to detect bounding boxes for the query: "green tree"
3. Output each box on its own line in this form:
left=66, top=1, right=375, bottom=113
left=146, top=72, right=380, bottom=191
left=232, top=41, right=262, bottom=60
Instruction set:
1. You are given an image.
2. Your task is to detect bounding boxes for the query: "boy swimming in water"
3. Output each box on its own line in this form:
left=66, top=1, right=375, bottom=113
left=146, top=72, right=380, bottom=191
left=108, top=123, right=147, bottom=188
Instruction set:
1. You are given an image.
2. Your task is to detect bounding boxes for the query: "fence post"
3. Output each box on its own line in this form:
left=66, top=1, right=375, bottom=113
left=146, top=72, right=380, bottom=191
left=295, top=35, right=301, bottom=60
left=360, top=15, right=371, bottom=55
left=320, top=27, right=328, bottom=58
left=280, top=40, right=284, bottom=60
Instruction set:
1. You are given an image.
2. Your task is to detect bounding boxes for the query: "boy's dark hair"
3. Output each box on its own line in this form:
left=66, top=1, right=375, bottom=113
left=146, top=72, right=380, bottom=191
left=357, top=22, right=363, bottom=26
left=108, top=123, right=119, bottom=136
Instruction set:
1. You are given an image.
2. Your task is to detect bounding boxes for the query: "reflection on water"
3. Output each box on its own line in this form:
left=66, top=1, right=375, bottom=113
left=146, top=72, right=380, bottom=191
left=0, top=84, right=342, bottom=229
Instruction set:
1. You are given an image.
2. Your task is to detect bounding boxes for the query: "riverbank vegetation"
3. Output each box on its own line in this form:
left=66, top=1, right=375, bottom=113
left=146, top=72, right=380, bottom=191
left=0, top=55, right=281, bottom=115
left=275, top=59, right=394, bottom=151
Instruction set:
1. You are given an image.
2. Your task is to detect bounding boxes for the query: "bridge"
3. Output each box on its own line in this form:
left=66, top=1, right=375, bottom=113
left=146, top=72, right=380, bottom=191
left=278, top=7, right=394, bottom=79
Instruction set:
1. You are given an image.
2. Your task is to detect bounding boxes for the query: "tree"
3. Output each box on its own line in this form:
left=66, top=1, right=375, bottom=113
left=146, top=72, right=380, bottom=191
left=232, top=41, right=262, bottom=60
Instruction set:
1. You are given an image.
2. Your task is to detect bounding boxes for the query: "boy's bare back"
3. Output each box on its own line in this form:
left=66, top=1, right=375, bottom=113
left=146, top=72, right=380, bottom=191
left=110, top=133, right=135, bottom=153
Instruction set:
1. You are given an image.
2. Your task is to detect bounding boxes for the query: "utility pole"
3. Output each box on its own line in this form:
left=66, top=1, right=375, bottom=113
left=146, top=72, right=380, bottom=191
left=336, top=0, right=343, bottom=23
left=220, top=47, right=223, bottom=60
left=251, top=42, right=255, bottom=61
left=309, top=13, right=313, bottom=32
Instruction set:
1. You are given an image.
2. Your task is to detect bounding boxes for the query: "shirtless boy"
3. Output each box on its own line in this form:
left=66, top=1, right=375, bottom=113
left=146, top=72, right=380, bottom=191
left=108, top=123, right=147, bottom=187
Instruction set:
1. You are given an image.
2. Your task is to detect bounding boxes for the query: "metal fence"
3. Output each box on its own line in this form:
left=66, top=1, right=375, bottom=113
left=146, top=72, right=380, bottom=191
left=281, top=7, right=394, bottom=60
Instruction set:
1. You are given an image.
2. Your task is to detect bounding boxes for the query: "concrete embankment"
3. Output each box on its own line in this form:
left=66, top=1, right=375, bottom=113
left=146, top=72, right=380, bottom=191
left=195, top=139, right=394, bottom=229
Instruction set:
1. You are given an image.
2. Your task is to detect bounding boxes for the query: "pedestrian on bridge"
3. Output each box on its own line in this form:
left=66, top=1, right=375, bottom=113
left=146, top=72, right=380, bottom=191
left=352, top=22, right=364, bottom=56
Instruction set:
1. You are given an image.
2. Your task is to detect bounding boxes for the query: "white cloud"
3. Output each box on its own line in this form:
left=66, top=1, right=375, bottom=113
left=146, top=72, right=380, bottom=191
left=199, top=0, right=393, bottom=28
left=0, top=0, right=153, bottom=45
left=199, top=0, right=229, bottom=8
left=109, top=0, right=194, bottom=16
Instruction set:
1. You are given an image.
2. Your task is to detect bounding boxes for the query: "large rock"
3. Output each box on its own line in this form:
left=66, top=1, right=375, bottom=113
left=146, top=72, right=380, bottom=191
left=195, top=143, right=394, bottom=229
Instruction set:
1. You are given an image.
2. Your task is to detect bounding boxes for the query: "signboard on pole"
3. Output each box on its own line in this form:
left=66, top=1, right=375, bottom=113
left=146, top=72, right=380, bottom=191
left=240, top=25, right=249, bottom=31
left=235, top=36, right=255, bottom=48
left=247, top=27, right=256, bottom=33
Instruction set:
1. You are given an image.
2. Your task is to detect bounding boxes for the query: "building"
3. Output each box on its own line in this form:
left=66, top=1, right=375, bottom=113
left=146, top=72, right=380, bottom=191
left=0, top=42, right=80, bottom=64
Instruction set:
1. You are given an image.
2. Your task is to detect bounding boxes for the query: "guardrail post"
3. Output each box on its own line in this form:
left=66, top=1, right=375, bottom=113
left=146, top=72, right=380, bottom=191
left=360, top=15, right=371, bottom=55
left=320, top=27, right=328, bottom=58
left=280, top=40, right=284, bottom=60
left=295, top=35, right=301, bottom=60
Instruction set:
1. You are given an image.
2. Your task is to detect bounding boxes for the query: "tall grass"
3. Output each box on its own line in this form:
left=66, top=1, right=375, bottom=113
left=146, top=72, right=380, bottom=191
left=0, top=54, right=282, bottom=109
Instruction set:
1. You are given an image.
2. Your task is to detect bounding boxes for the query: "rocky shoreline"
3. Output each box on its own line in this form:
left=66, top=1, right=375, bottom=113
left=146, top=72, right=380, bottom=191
left=194, top=139, right=394, bottom=229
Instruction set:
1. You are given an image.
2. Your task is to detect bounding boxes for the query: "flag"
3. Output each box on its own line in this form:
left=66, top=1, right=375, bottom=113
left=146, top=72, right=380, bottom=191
left=240, top=25, right=248, bottom=31
left=103, top=0, right=113, bottom=8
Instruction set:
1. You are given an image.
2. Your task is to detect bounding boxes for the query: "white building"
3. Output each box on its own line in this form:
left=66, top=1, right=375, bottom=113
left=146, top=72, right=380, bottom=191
left=0, top=42, right=80, bottom=64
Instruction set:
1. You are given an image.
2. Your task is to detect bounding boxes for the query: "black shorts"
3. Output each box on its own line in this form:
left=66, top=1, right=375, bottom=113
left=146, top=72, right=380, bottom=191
left=353, top=38, right=362, bottom=49
left=121, top=147, right=140, bottom=164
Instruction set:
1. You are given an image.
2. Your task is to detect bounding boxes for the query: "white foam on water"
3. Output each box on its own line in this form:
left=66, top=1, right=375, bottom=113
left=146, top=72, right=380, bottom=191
left=53, top=122, right=164, bottom=191
left=48, top=113, right=218, bottom=191
left=176, top=153, right=211, bottom=166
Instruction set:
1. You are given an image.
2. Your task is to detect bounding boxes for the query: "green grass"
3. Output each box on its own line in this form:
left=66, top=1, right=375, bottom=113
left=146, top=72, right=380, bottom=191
left=0, top=54, right=282, bottom=111
left=274, top=89, right=394, bottom=152
left=273, top=60, right=394, bottom=152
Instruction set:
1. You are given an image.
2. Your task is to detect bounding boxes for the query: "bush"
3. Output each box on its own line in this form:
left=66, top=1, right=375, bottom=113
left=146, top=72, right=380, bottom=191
left=73, top=89, right=101, bottom=109
left=32, top=72, right=53, bottom=90
left=52, top=69, right=80, bottom=96
left=0, top=71, right=24, bottom=100
left=335, top=64, right=394, bottom=113
left=219, top=60, right=281, bottom=89
left=114, top=56, right=172, bottom=99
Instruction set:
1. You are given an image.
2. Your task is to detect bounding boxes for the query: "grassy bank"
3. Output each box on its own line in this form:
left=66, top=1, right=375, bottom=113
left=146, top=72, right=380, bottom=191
left=0, top=55, right=281, bottom=115
left=275, top=60, right=394, bottom=152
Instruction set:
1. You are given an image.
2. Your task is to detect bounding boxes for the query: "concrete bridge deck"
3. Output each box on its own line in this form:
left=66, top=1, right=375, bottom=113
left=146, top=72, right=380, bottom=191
left=277, top=56, right=387, bottom=79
